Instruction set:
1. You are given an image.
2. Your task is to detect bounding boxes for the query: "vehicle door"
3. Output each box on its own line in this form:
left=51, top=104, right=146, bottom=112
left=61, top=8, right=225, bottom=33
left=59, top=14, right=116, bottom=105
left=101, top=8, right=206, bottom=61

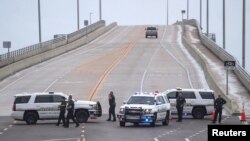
left=166, top=91, right=177, bottom=115
left=34, top=95, right=58, bottom=119
left=182, top=91, right=196, bottom=116
left=156, top=96, right=167, bottom=120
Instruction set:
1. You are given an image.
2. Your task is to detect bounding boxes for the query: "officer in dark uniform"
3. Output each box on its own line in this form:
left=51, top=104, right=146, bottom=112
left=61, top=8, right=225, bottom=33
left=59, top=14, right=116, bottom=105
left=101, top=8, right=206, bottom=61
left=56, top=97, right=66, bottom=126
left=213, top=95, right=226, bottom=124
left=65, top=95, right=79, bottom=128
left=176, top=91, right=186, bottom=122
left=107, top=91, right=116, bottom=121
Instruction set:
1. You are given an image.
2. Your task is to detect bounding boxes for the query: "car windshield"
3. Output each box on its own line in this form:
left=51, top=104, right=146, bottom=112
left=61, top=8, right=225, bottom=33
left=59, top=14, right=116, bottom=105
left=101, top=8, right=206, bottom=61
left=147, top=27, right=156, bottom=30
left=127, top=96, right=155, bottom=105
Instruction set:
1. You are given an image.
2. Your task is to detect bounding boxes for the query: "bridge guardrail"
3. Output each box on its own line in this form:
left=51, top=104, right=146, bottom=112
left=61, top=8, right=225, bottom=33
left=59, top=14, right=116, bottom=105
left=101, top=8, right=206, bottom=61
left=0, top=20, right=105, bottom=68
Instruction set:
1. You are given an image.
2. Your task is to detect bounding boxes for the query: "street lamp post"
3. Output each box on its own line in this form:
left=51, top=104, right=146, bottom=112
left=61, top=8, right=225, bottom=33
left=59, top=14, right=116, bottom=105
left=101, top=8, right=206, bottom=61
left=99, top=0, right=102, bottom=20
left=187, top=0, right=189, bottom=20
left=77, top=0, right=80, bottom=30
left=223, top=0, right=226, bottom=49
left=242, top=0, right=246, bottom=68
left=38, top=0, right=42, bottom=42
left=207, top=0, right=209, bottom=35
left=167, top=0, right=169, bottom=26
left=200, top=0, right=202, bottom=29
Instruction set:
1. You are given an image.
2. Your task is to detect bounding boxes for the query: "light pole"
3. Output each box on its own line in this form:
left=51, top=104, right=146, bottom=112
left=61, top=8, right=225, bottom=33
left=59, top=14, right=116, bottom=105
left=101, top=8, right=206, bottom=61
left=77, top=0, right=80, bottom=30
left=223, top=0, right=226, bottom=49
left=242, top=0, right=246, bottom=68
left=3, top=41, right=11, bottom=64
left=90, top=12, right=93, bottom=25
left=99, top=0, right=102, bottom=20
left=207, top=0, right=209, bottom=35
left=167, top=0, right=169, bottom=25
left=181, top=10, right=186, bottom=21
left=187, top=0, right=189, bottom=20
left=38, top=0, right=42, bottom=42
left=200, top=0, right=202, bottom=29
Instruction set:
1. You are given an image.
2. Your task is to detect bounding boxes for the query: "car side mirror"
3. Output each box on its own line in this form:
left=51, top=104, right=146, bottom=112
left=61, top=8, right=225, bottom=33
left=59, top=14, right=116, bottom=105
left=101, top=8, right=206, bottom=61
left=157, top=102, right=162, bottom=105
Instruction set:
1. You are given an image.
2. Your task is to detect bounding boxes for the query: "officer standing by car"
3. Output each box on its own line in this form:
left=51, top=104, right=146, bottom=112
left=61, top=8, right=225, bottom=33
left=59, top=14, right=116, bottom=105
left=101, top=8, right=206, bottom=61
left=176, top=90, right=186, bottom=122
left=65, top=95, right=79, bottom=128
left=56, top=97, right=66, bottom=126
left=107, top=91, right=116, bottom=121
left=212, top=95, right=226, bottom=124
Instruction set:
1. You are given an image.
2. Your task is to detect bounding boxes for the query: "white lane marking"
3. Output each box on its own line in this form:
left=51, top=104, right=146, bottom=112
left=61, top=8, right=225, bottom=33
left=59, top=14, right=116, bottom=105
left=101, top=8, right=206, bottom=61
left=0, top=74, right=27, bottom=93
left=81, top=135, right=85, bottom=137
left=0, top=132, right=3, bottom=135
left=82, top=126, right=85, bottom=129
left=185, top=138, right=190, bottom=141
left=160, top=26, right=193, bottom=88
left=140, top=70, right=147, bottom=93
left=40, top=138, right=78, bottom=141
left=0, top=27, right=125, bottom=94
left=9, top=124, right=13, bottom=127
left=3, top=128, right=8, bottom=131
left=43, top=79, right=59, bottom=92
left=154, top=137, right=159, bottom=141
left=81, top=130, right=85, bottom=133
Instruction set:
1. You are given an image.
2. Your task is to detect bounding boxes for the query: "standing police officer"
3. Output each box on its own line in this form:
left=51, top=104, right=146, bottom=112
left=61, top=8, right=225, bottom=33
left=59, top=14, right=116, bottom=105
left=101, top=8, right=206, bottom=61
left=107, top=91, right=116, bottom=121
left=176, top=91, right=186, bottom=122
left=65, top=95, right=79, bottom=128
left=56, top=97, right=66, bottom=126
left=213, top=95, right=226, bottom=124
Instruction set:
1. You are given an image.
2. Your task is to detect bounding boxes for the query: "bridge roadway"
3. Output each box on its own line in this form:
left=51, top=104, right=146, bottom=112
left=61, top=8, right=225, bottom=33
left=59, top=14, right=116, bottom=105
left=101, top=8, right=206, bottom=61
left=0, top=24, right=249, bottom=141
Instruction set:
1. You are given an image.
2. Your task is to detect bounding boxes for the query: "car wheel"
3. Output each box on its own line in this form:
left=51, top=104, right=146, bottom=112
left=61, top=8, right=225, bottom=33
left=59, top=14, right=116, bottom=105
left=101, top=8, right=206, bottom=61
left=75, top=110, right=89, bottom=123
left=25, top=112, right=38, bottom=125
left=120, top=121, right=125, bottom=127
left=162, top=111, right=170, bottom=126
left=192, top=107, right=205, bottom=119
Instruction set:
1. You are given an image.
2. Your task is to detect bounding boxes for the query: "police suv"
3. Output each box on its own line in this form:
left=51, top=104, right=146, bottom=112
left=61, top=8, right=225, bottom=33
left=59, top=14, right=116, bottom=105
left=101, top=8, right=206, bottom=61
left=11, top=92, right=102, bottom=124
left=117, top=92, right=171, bottom=127
left=164, top=89, right=215, bottom=119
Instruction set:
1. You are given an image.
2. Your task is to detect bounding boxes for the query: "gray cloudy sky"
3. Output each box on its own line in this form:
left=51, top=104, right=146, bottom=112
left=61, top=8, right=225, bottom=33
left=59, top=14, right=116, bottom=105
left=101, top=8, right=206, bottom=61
left=0, top=0, right=249, bottom=71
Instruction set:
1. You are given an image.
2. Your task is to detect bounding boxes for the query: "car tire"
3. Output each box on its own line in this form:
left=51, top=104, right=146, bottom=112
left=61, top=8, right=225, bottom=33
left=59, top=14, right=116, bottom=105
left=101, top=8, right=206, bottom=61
left=75, top=110, right=89, bottom=123
left=192, top=107, right=205, bottom=119
left=162, top=111, right=170, bottom=126
left=25, top=112, right=38, bottom=125
left=120, top=121, right=125, bottom=127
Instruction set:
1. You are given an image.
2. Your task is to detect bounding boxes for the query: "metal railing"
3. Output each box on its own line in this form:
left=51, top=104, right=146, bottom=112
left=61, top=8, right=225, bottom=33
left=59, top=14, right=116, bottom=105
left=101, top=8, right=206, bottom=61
left=0, top=20, right=105, bottom=68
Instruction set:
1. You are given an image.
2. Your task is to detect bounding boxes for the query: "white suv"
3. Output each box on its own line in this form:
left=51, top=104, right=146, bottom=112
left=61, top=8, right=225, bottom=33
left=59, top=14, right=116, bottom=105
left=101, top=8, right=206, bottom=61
left=11, top=92, right=102, bottom=124
left=164, top=89, right=215, bottom=119
left=117, top=92, right=171, bottom=127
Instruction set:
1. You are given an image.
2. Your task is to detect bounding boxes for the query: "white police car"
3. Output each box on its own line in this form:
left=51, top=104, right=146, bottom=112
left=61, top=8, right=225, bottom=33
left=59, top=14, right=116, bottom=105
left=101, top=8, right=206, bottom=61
left=11, top=92, right=102, bottom=124
left=117, top=92, right=171, bottom=127
left=164, top=88, right=215, bottom=119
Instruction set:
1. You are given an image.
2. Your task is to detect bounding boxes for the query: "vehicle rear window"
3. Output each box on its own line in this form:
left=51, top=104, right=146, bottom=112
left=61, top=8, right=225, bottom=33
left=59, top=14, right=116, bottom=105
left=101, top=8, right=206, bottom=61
left=15, top=96, right=31, bottom=104
left=182, top=92, right=196, bottom=99
left=147, top=27, right=156, bottom=30
left=199, top=92, right=214, bottom=99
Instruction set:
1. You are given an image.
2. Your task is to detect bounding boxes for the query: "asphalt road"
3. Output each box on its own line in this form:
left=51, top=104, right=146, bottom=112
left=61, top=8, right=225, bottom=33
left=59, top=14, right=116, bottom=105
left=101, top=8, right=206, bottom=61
left=0, top=25, right=248, bottom=141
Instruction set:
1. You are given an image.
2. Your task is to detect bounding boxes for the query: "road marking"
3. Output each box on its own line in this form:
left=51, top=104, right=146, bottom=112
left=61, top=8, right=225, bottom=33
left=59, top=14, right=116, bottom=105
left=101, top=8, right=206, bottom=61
left=87, top=30, right=143, bottom=100
left=3, top=128, right=8, bottom=131
left=9, top=124, right=13, bottom=127
left=153, top=137, right=159, bottom=141
left=0, top=132, right=3, bottom=135
left=43, top=79, right=59, bottom=92
left=185, top=138, right=190, bottom=141
left=81, top=130, right=85, bottom=133
left=140, top=70, right=147, bottom=93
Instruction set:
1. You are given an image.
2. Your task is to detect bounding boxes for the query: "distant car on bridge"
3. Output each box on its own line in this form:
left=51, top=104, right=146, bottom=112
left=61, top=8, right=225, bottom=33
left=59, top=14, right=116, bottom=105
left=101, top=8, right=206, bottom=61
left=145, top=26, right=158, bottom=38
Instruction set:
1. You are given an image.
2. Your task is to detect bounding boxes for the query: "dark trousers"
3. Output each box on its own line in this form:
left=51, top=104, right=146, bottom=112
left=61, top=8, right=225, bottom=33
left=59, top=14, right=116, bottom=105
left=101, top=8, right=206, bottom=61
left=57, top=111, right=65, bottom=125
left=213, top=108, right=222, bottom=123
left=177, top=106, right=183, bottom=121
left=65, top=111, right=79, bottom=127
left=108, top=106, right=116, bottom=120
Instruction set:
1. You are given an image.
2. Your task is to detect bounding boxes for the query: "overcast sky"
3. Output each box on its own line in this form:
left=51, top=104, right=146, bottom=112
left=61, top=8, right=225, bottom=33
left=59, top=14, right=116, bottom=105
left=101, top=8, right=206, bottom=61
left=0, top=0, right=249, bottom=71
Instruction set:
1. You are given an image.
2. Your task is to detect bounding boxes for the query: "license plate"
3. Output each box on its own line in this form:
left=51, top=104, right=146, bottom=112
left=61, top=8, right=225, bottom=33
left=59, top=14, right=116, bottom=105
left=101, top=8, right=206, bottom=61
left=126, top=115, right=139, bottom=119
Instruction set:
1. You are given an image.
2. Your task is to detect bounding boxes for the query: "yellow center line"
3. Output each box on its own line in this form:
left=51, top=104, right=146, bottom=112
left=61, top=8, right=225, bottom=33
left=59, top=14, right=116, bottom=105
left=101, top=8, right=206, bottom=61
left=87, top=30, right=144, bottom=100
